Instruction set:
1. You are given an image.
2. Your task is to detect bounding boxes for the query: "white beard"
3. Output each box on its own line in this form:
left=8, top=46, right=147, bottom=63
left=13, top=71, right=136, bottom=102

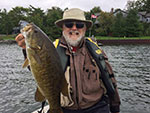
left=63, top=30, right=85, bottom=47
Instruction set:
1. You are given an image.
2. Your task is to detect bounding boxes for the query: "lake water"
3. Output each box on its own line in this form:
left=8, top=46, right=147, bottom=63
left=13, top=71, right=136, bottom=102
left=0, top=43, right=150, bottom=113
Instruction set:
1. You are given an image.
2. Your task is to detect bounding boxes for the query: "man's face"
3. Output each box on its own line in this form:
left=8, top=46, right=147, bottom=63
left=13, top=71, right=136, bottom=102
left=62, top=21, right=86, bottom=47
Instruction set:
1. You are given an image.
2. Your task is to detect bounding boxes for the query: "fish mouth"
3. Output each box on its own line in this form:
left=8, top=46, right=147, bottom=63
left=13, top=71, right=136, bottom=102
left=22, top=24, right=32, bottom=32
left=21, top=25, right=33, bottom=39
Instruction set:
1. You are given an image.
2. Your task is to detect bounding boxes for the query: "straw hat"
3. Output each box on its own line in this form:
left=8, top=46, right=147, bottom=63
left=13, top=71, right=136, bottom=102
left=55, top=8, right=93, bottom=29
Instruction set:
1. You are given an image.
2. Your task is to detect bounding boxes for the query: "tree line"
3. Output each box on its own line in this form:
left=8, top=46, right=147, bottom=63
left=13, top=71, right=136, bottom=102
left=0, top=0, right=150, bottom=39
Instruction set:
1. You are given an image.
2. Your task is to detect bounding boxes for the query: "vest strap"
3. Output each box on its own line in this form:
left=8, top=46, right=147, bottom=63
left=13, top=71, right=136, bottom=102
left=55, top=39, right=69, bottom=73
left=54, top=39, right=60, bottom=48
left=85, top=38, right=115, bottom=96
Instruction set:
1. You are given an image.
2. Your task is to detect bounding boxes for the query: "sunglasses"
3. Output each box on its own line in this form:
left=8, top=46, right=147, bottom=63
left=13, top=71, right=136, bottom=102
left=64, top=22, right=85, bottom=29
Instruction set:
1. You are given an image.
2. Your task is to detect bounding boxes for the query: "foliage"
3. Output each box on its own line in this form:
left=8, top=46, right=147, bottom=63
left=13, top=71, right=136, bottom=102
left=27, top=5, right=45, bottom=30
left=143, top=23, right=150, bottom=35
left=0, top=9, right=13, bottom=35
left=0, top=6, right=63, bottom=40
left=90, top=6, right=101, bottom=14
left=144, top=0, right=150, bottom=13
left=43, top=7, right=63, bottom=39
left=125, top=9, right=143, bottom=37
left=0, top=7, right=29, bottom=35
left=94, top=11, right=114, bottom=36
left=0, top=5, right=149, bottom=39
left=85, top=6, right=102, bottom=37
left=126, top=0, right=150, bottom=13
left=8, top=6, right=29, bottom=26
left=112, top=13, right=126, bottom=37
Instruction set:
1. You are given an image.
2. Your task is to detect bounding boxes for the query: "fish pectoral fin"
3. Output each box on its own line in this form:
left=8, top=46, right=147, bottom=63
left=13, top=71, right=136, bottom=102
left=22, top=58, right=29, bottom=68
left=35, top=87, right=46, bottom=102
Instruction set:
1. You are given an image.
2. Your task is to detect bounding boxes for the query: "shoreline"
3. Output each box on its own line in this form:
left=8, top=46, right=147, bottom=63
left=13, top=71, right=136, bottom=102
left=0, top=39, right=150, bottom=45
left=97, top=39, right=150, bottom=45
left=0, top=40, right=16, bottom=44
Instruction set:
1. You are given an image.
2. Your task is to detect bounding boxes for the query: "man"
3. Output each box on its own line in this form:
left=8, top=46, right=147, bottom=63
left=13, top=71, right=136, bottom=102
left=16, top=8, right=121, bottom=113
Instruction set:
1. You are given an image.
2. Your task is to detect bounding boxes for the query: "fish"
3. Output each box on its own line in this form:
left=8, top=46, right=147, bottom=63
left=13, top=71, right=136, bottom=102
left=21, top=23, right=68, bottom=113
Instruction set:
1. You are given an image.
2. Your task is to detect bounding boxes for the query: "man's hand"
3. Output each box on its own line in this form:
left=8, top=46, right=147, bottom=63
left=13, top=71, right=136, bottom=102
left=15, top=34, right=26, bottom=49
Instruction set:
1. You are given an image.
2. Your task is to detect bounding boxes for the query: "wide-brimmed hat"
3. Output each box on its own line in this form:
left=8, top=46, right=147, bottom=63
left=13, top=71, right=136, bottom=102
left=55, top=8, right=93, bottom=29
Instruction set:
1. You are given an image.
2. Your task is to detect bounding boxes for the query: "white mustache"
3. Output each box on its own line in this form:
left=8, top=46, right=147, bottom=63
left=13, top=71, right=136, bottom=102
left=69, top=30, right=80, bottom=35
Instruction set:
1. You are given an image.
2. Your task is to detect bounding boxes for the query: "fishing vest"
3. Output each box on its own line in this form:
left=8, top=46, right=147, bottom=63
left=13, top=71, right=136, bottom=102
left=54, top=38, right=115, bottom=96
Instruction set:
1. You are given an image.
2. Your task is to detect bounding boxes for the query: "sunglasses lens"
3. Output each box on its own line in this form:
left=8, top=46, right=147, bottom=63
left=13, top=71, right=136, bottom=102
left=64, top=22, right=85, bottom=29
left=65, top=22, right=74, bottom=28
left=76, top=23, right=84, bottom=28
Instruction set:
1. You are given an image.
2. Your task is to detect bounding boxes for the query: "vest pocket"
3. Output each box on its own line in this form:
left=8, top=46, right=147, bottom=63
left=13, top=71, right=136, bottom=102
left=82, top=64, right=101, bottom=94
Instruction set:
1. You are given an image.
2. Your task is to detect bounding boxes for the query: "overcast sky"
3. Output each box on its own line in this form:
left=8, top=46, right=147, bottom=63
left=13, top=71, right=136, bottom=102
left=0, top=0, right=133, bottom=12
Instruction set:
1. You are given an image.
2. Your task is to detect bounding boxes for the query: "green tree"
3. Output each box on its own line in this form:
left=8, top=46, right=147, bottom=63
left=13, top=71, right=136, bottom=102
left=142, top=0, right=150, bottom=13
left=44, top=7, right=63, bottom=39
left=8, top=6, right=29, bottom=27
left=27, top=5, right=45, bottom=30
left=143, top=22, right=150, bottom=36
left=126, top=0, right=150, bottom=13
left=112, top=13, right=126, bottom=37
left=126, top=0, right=150, bottom=36
left=84, top=11, right=92, bottom=36
left=90, top=6, right=101, bottom=14
left=89, top=7, right=102, bottom=36
left=95, top=11, right=114, bottom=36
left=126, top=0, right=137, bottom=10
left=125, top=9, right=143, bottom=37
left=145, top=24, right=150, bottom=35
left=0, top=9, right=13, bottom=34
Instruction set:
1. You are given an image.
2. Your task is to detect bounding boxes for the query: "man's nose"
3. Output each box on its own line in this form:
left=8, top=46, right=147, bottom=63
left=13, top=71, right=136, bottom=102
left=71, top=24, right=77, bottom=30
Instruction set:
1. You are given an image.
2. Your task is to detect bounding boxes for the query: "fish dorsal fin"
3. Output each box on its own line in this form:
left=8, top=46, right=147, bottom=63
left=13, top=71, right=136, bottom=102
left=22, top=58, right=29, bottom=68
left=35, top=87, right=45, bottom=102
